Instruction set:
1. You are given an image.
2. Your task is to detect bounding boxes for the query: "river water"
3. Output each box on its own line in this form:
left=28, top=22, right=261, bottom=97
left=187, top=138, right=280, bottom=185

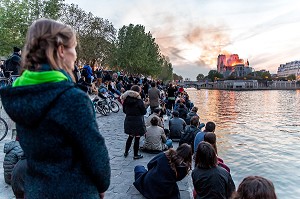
left=187, top=88, right=300, bottom=199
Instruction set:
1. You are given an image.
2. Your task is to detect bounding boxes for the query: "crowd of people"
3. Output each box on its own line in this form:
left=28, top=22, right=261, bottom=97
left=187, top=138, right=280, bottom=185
left=0, top=18, right=277, bottom=199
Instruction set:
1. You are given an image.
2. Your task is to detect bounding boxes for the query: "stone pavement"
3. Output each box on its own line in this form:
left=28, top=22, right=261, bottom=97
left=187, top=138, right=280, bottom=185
left=0, top=104, right=193, bottom=199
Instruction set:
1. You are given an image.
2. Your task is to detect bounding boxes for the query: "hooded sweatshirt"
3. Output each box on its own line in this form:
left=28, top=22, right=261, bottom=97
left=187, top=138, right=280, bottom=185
left=0, top=68, right=110, bottom=198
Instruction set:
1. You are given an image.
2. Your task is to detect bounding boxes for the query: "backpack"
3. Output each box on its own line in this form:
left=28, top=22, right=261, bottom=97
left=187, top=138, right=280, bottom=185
left=179, top=127, right=199, bottom=148
left=3, top=57, right=13, bottom=77
left=81, top=67, right=88, bottom=78
left=3, top=55, right=20, bottom=77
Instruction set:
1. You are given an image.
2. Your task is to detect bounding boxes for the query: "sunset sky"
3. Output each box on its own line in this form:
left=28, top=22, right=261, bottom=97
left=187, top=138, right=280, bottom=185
left=65, top=0, right=300, bottom=80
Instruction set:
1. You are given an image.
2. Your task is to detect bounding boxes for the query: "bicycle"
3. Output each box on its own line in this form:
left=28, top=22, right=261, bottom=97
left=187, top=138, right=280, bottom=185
left=0, top=102, right=9, bottom=141
left=0, top=117, right=8, bottom=141
left=106, top=95, right=120, bottom=113
left=92, top=97, right=110, bottom=116
left=0, top=71, right=19, bottom=88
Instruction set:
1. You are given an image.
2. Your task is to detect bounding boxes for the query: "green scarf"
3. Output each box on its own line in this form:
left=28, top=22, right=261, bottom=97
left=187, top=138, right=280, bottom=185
left=13, top=70, right=68, bottom=87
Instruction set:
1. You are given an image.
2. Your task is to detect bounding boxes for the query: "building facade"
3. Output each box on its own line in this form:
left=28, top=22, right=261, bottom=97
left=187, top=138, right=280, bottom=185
left=217, top=54, right=252, bottom=78
left=277, top=61, right=300, bottom=79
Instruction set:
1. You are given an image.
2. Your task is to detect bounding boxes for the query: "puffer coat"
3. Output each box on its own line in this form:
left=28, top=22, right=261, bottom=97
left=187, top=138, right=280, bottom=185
left=3, top=140, right=24, bottom=184
left=121, top=90, right=147, bottom=136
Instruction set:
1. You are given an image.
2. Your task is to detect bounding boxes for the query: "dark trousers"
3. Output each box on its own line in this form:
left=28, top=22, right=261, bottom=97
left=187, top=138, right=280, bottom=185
left=125, top=135, right=140, bottom=156
left=134, top=165, right=147, bottom=181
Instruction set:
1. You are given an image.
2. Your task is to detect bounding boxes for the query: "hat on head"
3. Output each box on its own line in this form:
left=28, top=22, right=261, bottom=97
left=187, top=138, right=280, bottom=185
left=13, top=47, right=21, bottom=52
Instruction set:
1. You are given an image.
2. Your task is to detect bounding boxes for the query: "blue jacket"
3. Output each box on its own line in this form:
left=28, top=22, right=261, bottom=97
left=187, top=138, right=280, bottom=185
left=83, top=65, right=93, bottom=78
left=0, top=81, right=110, bottom=199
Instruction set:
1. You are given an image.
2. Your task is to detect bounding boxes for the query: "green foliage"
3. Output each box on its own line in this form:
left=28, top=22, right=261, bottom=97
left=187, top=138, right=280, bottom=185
left=254, top=70, right=271, bottom=80
left=173, top=73, right=183, bottom=81
left=0, top=0, right=31, bottom=56
left=114, top=24, right=163, bottom=76
left=207, top=70, right=223, bottom=81
left=0, top=0, right=64, bottom=56
left=60, top=4, right=116, bottom=65
left=157, top=55, right=173, bottom=81
left=196, top=73, right=205, bottom=81
left=287, top=74, right=296, bottom=80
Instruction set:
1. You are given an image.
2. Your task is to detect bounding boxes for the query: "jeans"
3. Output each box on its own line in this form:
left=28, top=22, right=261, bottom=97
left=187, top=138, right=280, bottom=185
left=166, top=139, right=173, bottom=148
left=134, top=165, right=147, bottom=181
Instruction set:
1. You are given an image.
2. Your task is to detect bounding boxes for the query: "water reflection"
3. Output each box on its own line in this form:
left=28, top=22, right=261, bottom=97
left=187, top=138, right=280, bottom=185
left=187, top=88, right=300, bottom=199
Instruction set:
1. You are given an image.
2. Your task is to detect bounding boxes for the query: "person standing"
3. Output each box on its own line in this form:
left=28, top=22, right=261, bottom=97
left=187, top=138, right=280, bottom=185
left=121, top=85, right=148, bottom=159
left=167, top=83, right=177, bottom=110
left=169, top=111, right=186, bottom=140
left=4, top=47, right=21, bottom=79
left=148, top=82, right=160, bottom=113
left=82, top=63, right=94, bottom=84
left=0, top=18, right=110, bottom=199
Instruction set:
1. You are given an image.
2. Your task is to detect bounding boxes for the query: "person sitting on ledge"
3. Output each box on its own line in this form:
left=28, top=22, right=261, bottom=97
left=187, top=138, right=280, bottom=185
left=142, top=116, right=172, bottom=153
left=179, top=116, right=201, bottom=153
left=192, top=141, right=235, bottom=199
left=133, top=144, right=192, bottom=199
left=194, top=121, right=216, bottom=153
left=169, top=111, right=186, bottom=141
left=185, top=106, right=199, bottom=125
left=231, top=176, right=277, bottom=199
left=145, top=108, right=163, bottom=128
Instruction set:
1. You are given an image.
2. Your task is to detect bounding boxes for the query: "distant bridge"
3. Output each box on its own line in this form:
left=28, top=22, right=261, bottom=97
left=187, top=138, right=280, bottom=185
left=177, top=80, right=300, bottom=90
left=177, top=81, right=214, bottom=89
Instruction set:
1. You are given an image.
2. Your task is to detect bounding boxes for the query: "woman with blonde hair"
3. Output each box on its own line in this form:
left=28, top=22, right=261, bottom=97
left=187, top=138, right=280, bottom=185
left=0, top=18, right=110, bottom=199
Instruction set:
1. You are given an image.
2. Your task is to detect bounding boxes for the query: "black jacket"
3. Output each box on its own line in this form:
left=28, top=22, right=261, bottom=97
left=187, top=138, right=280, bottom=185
left=121, top=90, right=147, bottom=136
left=134, top=152, right=188, bottom=199
left=0, top=81, right=110, bottom=199
left=192, top=166, right=235, bottom=199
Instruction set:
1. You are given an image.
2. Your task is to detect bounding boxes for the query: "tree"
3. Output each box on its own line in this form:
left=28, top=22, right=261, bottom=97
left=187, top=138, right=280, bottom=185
left=173, top=73, right=183, bottom=81
left=59, top=4, right=116, bottom=66
left=196, top=73, right=205, bottom=81
left=0, top=0, right=32, bottom=56
left=0, top=0, right=65, bottom=56
left=287, top=74, right=296, bottom=81
left=114, top=24, right=162, bottom=76
left=207, top=70, right=223, bottom=82
left=157, top=55, right=173, bottom=81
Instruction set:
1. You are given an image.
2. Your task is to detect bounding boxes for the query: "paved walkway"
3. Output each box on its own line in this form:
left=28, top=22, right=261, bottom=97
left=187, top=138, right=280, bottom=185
left=0, top=105, right=193, bottom=199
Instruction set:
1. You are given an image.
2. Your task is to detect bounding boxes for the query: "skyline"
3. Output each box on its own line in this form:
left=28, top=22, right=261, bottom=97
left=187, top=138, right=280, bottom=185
left=65, top=0, right=300, bottom=80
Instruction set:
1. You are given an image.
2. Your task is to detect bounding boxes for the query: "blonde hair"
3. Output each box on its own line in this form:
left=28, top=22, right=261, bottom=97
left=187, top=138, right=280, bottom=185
left=22, top=18, right=76, bottom=80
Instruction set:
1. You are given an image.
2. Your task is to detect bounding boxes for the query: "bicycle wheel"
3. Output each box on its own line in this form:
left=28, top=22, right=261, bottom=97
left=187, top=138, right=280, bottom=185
left=0, top=117, right=8, bottom=141
left=110, top=101, right=120, bottom=113
left=97, top=104, right=110, bottom=116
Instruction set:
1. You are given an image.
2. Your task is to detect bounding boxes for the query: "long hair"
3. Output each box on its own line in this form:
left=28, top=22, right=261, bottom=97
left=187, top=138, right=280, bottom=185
left=165, top=143, right=192, bottom=175
left=22, top=18, right=76, bottom=80
left=194, top=141, right=217, bottom=169
left=204, top=132, right=218, bottom=155
left=232, top=176, right=277, bottom=199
